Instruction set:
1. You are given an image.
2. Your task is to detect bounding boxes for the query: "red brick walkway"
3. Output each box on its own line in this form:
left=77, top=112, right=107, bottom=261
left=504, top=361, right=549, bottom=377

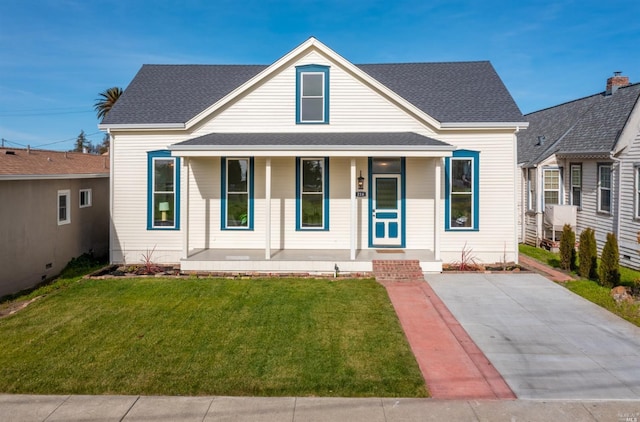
left=519, top=255, right=574, bottom=282
left=374, top=261, right=514, bottom=399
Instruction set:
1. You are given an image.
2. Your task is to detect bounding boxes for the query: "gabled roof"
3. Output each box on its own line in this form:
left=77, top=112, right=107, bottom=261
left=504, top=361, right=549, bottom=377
left=518, top=83, right=640, bottom=166
left=0, top=148, right=109, bottom=180
left=101, top=38, right=524, bottom=128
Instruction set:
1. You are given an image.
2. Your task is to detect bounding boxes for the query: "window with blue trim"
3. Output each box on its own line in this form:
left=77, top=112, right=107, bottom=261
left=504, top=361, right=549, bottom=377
left=296, top=65, right=329, bottom=124
left=147, top=150, right=180, bottom=230
left=222, top=157, right=254, bottom=230
left=445, top=150, right=479, bottom=231
left=296, top=157, right=329, bottom=230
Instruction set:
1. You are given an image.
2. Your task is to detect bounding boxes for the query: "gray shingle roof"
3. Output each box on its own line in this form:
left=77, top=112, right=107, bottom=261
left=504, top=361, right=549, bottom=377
left=102, top=61, right=523, bottom=126
left=102, top=65, right=266, bottom=125
left=358, top=62, right=524, bottom=123
left=518, top=83, right=640, bottom=166
left=171, top=132, right=452, bottom=150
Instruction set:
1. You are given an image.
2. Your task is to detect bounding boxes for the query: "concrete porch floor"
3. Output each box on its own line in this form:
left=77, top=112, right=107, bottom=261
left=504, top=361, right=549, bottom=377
left=180, top=248, right=441, bottom=273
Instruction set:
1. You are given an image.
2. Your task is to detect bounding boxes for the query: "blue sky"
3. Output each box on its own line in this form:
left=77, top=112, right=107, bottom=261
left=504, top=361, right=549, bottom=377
left=1, top=0, right=639, bottom=151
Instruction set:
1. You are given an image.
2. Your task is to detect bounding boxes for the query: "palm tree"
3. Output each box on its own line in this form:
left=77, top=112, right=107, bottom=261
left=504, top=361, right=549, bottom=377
left=94, top=87, right=123, bottom=120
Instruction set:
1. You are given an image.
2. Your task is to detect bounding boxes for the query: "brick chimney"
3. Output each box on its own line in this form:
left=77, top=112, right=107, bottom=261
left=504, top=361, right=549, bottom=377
left=606, top=71, right=630, bottom=95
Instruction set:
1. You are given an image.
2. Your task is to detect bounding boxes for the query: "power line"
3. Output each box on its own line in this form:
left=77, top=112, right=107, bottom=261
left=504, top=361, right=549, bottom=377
left=1, top=131, right=103, bottom=149
left=0, top=109, right=94, bottom=117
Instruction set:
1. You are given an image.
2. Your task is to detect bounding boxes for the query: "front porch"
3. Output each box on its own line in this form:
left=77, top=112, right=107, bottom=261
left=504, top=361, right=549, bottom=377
left=181, top=248, right=441, bottom=273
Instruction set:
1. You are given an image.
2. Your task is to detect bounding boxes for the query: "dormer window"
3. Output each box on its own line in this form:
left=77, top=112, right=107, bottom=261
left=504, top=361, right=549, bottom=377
left=296, top=65, right=329, bottom=124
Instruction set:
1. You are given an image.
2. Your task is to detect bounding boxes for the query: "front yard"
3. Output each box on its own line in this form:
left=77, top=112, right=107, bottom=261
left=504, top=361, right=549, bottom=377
left=0, top=276, right=427, bottom=397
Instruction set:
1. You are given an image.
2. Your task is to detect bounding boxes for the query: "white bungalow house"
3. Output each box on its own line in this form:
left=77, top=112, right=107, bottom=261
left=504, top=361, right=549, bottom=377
left=518, top=73, right=640, bottom=270
left=99, top=37, right=526, bottom=274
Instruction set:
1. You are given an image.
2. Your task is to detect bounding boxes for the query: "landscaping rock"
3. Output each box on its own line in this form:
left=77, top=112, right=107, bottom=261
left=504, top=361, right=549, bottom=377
left=611, top=286, right=634, bottom=304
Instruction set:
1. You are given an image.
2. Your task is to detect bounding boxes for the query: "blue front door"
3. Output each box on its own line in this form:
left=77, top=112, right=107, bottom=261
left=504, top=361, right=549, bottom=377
left=371, top=174, right=402, bottom=246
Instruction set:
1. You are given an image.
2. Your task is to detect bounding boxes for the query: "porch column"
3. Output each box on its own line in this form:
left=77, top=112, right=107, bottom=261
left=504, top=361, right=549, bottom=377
left=434, top=158, right=441, bottom=261
left=265, top=158, right=271, bottom=260
left=350, top=158, right=356, bottom=260
left=182, top=157, right=190, bottom=260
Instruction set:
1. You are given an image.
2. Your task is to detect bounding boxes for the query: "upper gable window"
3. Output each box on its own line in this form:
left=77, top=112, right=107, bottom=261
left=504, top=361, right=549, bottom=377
left=296, top=65, right=329, bottom=124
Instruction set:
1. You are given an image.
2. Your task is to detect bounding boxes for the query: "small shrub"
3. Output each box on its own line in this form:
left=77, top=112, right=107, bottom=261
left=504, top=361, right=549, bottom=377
left=599, top=232, right=620, bottom=288
left=578, top=228, right=598, bottom=280
left=559, top=224, right=576, bottom=271
left=454, top=242, right=479, bottom=271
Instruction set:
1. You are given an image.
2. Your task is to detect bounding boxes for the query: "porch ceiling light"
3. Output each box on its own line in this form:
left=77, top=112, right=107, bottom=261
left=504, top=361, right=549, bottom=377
left=357, top=171, right=365, bottom=190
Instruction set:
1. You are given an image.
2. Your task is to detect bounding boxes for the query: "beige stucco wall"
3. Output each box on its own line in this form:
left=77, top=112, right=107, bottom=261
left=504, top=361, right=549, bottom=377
left=0, top=177, right=109, bottom=297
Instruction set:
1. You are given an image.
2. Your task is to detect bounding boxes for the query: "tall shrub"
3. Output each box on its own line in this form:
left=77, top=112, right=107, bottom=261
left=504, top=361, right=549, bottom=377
left=578, top=228, right=598, bottom=280
left=598, top=232, right=620, bottom=288
left=559, top=224, right=576, bottom=271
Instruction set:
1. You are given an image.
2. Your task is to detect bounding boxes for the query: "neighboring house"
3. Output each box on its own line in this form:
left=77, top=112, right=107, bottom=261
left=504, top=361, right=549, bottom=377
left=0, top=147, right=109, bottom=297
left=518, top=73, right=640, bottom=270
left=99, top=37, right=526, bottom=274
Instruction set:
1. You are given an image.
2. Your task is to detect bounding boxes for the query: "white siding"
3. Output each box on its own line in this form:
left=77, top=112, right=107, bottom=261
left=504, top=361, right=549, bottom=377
left=405, top=158, right=436, bottom=250
left=111, top=134, right=185, bottom=264
left=557, top=159, right=617, bottom=254
left=438, top=133, right=518, bottom=264
left=191, top=51, right=436, bottom=137
left=618, top=129, right=640, bottom=270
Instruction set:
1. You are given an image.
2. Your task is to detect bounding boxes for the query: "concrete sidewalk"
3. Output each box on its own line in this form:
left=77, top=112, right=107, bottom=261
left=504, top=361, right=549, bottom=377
left=2, top=394, right=640, bottom=421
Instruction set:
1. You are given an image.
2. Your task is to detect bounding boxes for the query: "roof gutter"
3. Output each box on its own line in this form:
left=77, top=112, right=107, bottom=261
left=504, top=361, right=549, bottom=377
left=98, top=123, right=185, bottom=131
left=0, top=173, right=109, bottom=181
left=440, top=121, right=529, bottom=129
left=554, top=151, right=611, bottom=159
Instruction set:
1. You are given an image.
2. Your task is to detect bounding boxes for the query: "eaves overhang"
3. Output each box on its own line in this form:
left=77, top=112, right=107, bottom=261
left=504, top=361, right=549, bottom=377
left=168, top=132, right=455, bottom=158
left=0, top=173, right=109, bottom=181
left=98, top=123, right=185, bottom=131
left=554, top=151, right=612, bottom=160
left=440, top=121, right=529, bottom=129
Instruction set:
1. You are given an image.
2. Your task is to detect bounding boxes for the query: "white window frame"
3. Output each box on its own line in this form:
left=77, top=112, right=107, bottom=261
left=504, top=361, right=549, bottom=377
left=57, top=189, right=71, bottom=225
left=527, top=168, right=537, bottom=212
left=79, top=189, right=92, bottom=208
left=297, top=157, right=328, bottom=230
left=223, top=157, right=252, bottom=230
left=570, top=164, right=581, bottom=209
left=598, top=163, right=612, bottom=214
left=300, top=72, right=325, bottom=123
left=543, top=168, right=561, bottom=207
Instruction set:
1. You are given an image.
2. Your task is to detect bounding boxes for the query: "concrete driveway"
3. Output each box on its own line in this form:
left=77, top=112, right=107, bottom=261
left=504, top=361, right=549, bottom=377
left=427, top=273, right=640, bottom=400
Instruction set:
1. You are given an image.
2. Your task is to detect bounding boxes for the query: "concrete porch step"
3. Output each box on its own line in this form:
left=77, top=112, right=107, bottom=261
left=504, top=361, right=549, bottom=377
left=372, top=259, right=425, bottom=282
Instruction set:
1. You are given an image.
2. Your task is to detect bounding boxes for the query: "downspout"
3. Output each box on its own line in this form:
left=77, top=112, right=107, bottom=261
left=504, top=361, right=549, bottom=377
left=108, top=128, right=114, bottom=264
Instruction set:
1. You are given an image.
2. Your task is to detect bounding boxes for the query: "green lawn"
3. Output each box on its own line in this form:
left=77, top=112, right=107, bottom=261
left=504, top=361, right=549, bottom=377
left=519, top=244, right=640, bottom=327
left=0, top=276, right=427, bottom=397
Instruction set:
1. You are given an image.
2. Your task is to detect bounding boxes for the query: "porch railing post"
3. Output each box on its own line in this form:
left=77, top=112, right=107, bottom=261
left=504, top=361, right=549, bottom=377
left=182, top=157, right=190, bottom=260
left=265, top=158, right=271, bottom=260
left=350, top=158, right=356, bottom=260
left=434, top=158, right=441, bottom=261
